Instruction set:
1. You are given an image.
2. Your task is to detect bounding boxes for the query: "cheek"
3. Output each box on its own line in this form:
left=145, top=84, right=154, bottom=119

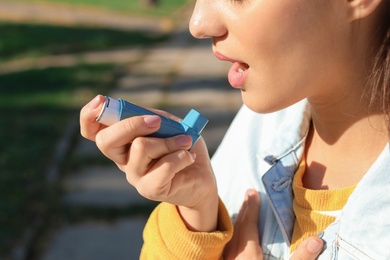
left=239, top=1, right=337, bottom=112
left=246, top=0, right=310, bottom=40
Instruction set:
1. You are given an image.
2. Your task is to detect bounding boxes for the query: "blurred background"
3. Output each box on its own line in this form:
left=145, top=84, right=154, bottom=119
left=0, top=0, right=242, bottom=259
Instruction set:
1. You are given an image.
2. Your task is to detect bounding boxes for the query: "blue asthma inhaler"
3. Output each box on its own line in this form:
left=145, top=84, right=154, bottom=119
left=96, top=96, right=208, bottom=147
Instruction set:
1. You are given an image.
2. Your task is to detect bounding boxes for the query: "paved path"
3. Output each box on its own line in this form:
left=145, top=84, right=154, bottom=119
left=4, top=2, right=243, bottom=259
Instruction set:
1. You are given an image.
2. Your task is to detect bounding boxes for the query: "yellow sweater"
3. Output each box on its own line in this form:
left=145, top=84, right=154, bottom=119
left=141, top=158, right=356, bottom=258
left=290, top=156, right=356, bottom=252
left=141, top=199, right=233, bottom=259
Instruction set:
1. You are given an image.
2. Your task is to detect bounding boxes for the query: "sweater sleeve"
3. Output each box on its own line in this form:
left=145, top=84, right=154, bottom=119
left=140, top=199, right=233, bottom=259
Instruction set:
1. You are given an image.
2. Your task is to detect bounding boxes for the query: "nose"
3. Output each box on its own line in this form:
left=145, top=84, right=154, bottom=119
left=189, top=1, right=227, bottom=39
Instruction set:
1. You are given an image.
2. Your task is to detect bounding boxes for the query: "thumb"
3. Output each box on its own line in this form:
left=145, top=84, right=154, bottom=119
left=290, top=236, right=324, bottom=260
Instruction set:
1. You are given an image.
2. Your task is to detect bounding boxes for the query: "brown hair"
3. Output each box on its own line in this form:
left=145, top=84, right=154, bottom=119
left=368, top=2, right=390, bottom=134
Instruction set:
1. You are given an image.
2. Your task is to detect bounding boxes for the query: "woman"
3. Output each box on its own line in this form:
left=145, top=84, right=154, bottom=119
left=80, top=0, right=390, bottom=258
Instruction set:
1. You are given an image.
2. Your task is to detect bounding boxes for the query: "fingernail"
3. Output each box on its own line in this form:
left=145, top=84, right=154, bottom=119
left=245, top=189, right=260, bottom=205
left=177, top=135, right=192, bottom=147
left=144, top=115, right=161, bottom=128
left=307, top=238, right=323, bottom=254
left=89, top=95, right=101, bottom=110
left=246, top=189, right=257, bottom=197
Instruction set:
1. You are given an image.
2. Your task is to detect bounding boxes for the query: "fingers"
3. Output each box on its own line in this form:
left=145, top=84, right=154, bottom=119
left=126, top=135, right=194, bottom=184
left=80, top=95, right=107, bottom=141
left=81, top=96, right=196, bottom=188
left=236, top=190, right=262, bottom=258
left=131, top=135, right=192, bottom=167
left=290, top=236, right=324, bottom=260
left=94, top=115, right=162, bottom=164
left=239, top=190, right=261, bottom=244
left=133, top=149, right=196, bottom=200
left=224, top=189, right=263, bottom=260
left=95, top=112, right=196, bottom=188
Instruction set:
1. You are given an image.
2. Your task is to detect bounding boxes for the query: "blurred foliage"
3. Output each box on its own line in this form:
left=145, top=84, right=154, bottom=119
left=0, top=7, right=176, bottom=254
left=0, top=22, right=168, bottom=62
left=12, top=0, right=192, bottom=17
left=0, top=63, right=115, bottom=108
left=0, top=63, right=117, bottom=254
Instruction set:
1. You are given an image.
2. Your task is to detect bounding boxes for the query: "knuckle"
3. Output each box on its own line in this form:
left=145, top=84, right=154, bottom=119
left=80, top=128, right=88, bottom=139
left=177, top=150, right=192, bottom=161
left=79, top=107, right=88, bottom=121
left=139, top=190, right=158, bottom=201
left=123, top=117, right=139, bottom=134
left=136, top=183, right=168, bottom=201
left=162, top=160, right=176, bottom=172
left=131, top=137, right=148, bottom=154
left=80, top=128, right=94, bottom=141
left=125, top=171, right=136, bottom=186
left=95, top=132, right=107, bottom=151
left=79, top=124, right=91, bottom=141
left=164, top=137, right=176, bottom=151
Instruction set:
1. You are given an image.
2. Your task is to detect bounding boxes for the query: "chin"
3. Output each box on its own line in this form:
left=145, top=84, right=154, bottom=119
left=241, top=93, right=283, bottom=114
left=241, top=92, right=299, bottom=115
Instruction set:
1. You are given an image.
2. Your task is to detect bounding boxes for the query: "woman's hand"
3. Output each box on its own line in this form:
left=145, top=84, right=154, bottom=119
left=224, top=189, right=324, bottom=260
left=224, top=190, right=263, bottom=260
left=80, top=95, right=219, bottom=232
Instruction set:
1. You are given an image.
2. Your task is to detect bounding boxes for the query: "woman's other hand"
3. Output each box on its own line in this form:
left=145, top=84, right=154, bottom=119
left=224, top=189, right=324, bottom=260
left=224, top=189, right=263, bottom=260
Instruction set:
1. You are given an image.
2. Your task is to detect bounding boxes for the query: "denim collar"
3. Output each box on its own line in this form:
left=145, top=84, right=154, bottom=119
left=261, top=100, right=311, bottom=165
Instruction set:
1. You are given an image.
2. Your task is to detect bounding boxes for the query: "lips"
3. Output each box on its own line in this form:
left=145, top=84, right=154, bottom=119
left=213, top=51, right=249, bottom=89
left=228, top=62, right=249, bottom=89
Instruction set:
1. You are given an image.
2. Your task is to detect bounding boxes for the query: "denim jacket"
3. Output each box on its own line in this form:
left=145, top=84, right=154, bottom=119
left=212, top=100, right=390, bottom=259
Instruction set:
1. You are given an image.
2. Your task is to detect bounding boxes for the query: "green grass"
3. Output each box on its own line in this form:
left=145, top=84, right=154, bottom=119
left=12, top=0, right=191, bottom=17
left=0, top=18, right=171, bottom=256
left=0, top=22, right=168, bottom=62
left=0, top=0, right=186, bottom=253
left=0, top=64, right=118, bottom=255
left=0, top=63, right=115, bottom=107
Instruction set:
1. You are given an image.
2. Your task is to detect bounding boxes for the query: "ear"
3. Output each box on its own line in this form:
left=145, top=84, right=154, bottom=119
left=347, top=0, right=383, bottom=21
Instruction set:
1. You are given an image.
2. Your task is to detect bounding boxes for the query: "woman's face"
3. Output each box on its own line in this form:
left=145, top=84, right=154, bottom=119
left=190, top=0, right=352, bottom=113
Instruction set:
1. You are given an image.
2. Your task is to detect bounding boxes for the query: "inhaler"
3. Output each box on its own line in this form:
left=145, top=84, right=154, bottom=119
left=96, top=96, right=208, bottom=147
